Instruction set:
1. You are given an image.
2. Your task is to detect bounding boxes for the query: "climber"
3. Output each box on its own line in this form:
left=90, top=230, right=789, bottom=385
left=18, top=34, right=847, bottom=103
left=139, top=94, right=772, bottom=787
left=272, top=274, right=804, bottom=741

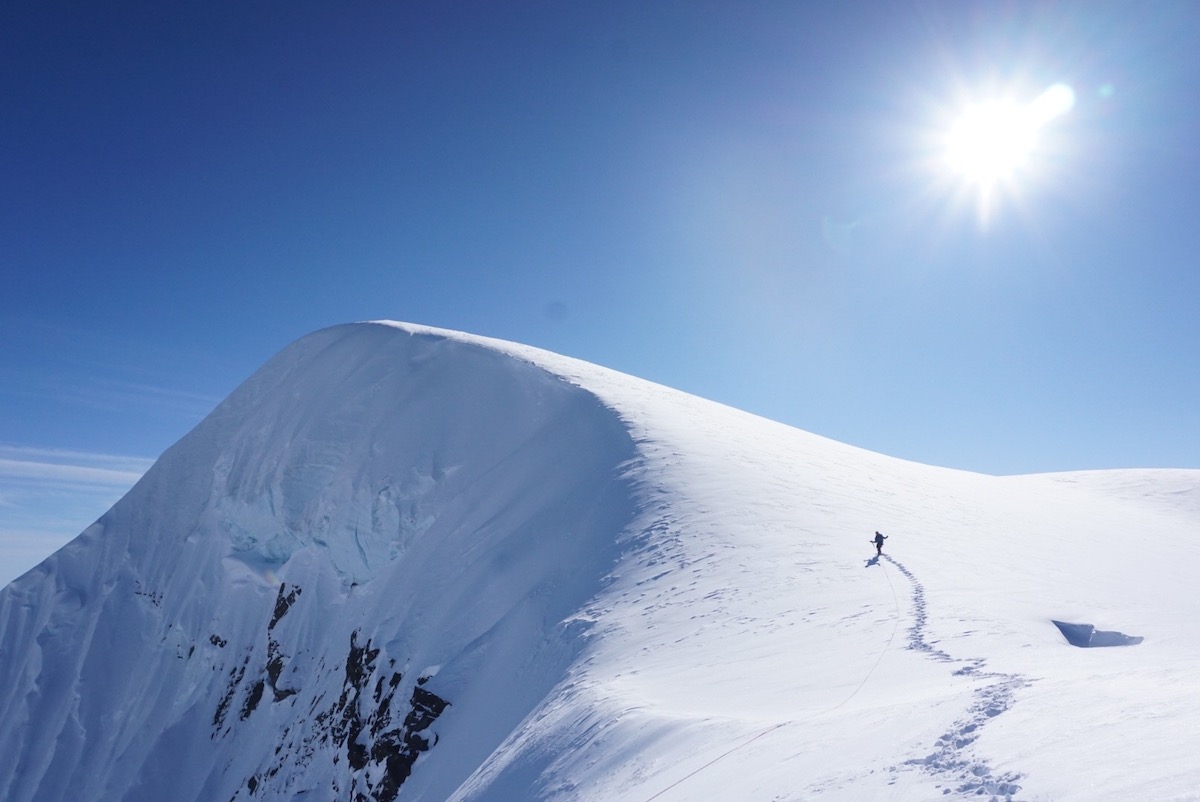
left=871, top=531, right=888, bottom=556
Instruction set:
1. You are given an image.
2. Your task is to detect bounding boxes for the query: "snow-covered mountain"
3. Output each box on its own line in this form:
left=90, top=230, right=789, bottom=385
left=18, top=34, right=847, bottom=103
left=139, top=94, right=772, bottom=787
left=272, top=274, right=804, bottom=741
left=0, top=321, right=1196, bottom=802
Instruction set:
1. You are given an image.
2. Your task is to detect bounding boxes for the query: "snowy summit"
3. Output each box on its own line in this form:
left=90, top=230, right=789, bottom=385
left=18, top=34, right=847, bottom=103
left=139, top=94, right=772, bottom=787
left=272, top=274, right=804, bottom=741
left=0, top=321, right=1196, bottom=802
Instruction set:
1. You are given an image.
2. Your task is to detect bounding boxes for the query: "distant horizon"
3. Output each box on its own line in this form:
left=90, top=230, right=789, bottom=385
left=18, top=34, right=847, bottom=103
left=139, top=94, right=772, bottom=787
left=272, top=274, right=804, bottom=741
left=4, top=2, right=1199, bottom=571
left=3, top=318, right=1199, bottom=588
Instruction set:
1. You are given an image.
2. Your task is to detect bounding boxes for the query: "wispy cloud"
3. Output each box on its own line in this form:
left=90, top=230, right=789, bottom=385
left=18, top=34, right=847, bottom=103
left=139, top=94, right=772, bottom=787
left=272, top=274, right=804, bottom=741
left=0, top=318, right=228, bottom=423
left=0, top=458, right=147, bottom=487
left=59, top=378, right=221, bottom=418
left=0, top=377, right=221, bottom=421
left=0, top=446, right=154, bottom=487
left=0, top=446, right=155, bottom=585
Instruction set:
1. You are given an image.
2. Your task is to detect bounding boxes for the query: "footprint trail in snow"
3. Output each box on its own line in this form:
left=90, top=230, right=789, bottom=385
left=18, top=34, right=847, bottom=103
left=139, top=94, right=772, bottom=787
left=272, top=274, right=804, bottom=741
left=883, top=554, right=1028, bottom=801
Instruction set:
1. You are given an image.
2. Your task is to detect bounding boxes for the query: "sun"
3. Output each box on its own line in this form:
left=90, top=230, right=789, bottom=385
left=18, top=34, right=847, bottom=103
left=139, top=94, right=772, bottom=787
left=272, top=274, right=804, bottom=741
left=940, top=83, right=1076, bottom=220
left=945, top=99, right=1037, bottom=184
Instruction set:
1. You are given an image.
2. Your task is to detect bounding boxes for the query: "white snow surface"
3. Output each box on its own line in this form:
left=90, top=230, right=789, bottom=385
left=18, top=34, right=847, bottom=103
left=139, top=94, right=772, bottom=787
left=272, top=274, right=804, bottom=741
left=0, top=321, right=1197, bottom=802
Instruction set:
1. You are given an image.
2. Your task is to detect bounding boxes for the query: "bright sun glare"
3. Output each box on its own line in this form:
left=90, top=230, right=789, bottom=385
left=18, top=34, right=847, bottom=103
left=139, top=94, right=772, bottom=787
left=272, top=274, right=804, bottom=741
left=942, top=83, right=1076, bottom=215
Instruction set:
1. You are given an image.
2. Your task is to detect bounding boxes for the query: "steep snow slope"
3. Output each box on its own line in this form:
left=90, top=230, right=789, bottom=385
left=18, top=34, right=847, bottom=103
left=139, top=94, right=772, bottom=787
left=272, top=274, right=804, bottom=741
left=0, top=321, right=1197, bottom=802
left=0, top=324, right=637, bottom=802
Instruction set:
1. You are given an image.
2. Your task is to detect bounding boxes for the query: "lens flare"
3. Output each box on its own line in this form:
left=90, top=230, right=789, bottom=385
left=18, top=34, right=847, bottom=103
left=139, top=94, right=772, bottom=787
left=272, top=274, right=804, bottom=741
left=944, top=83, right=1075, bottom=186
left=1029, top=83, right=1076, bottom=124
left=937, top=82, right=1077, bottom=225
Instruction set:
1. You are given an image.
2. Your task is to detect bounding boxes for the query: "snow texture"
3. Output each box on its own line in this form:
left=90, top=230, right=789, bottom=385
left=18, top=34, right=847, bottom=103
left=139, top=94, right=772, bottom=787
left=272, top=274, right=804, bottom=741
left=0, top=321, right=1197, bottom=802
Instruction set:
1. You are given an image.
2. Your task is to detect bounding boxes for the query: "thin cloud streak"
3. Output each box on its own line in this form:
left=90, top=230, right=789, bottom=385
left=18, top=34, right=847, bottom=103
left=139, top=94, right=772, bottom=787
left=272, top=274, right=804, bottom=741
left=0, top=377, right=221, bottom=420
left=55, top=378, right=221, bottom=417
left=0, top=446, right=154, bottom=488
left=0, top=447, right=152, bottom=585
left=0, top=458, right=147, bottom=487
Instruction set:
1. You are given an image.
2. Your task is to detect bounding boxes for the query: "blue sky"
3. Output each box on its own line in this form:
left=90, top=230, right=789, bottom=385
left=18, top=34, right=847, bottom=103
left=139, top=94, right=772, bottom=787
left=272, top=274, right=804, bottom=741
left=3, top=1, right=1199, bottom=575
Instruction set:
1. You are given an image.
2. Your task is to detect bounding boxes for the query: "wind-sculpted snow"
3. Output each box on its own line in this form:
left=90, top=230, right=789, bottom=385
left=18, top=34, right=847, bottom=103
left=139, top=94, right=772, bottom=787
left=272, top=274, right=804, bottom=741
left=1, top=321, right=1199, bottom=802
left=0, top=323, right=638, bottom=802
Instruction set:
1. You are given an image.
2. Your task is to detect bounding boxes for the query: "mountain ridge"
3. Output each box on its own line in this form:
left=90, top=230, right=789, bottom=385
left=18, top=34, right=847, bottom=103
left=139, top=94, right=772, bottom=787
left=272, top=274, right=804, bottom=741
left=1, top=321, right=1197, bottom=801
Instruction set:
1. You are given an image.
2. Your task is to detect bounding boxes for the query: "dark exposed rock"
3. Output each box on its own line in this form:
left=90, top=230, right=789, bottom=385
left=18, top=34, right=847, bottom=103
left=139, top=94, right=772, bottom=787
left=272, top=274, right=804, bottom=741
left=241, top=679, right=265, bottom=720
left=319, top=631, right=451, bottom=802
left=368, top=682, right=453, bottom=800
left=213, top=658, right=249, bottom=733
left=269, top=584, right=303, bottom=631
left=266, top=638, right=298, bottom=701
left=213, top=610, right=449, bottom=799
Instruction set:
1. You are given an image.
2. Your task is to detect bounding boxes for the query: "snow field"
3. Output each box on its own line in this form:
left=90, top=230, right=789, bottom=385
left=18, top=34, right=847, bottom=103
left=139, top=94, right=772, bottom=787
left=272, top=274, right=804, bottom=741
left=0, top=320, right=1195, bottom=801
